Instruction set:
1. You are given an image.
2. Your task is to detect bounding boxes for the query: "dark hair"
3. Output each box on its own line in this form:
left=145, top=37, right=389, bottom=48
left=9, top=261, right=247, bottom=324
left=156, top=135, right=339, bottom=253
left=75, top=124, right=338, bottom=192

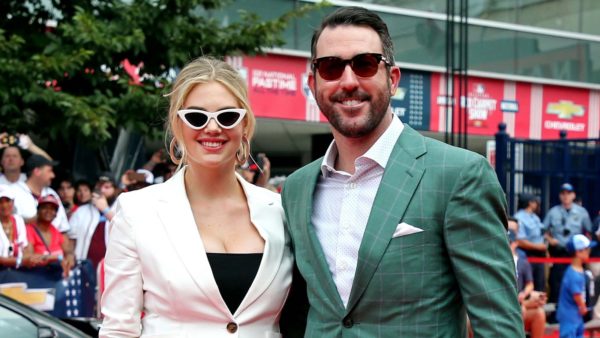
left=310, top=6, right=395, bottom=65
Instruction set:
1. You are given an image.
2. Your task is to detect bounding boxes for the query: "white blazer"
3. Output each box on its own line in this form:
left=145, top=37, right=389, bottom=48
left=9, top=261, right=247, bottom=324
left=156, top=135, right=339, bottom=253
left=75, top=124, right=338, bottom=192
left=99, top=168, right=293, bottom=338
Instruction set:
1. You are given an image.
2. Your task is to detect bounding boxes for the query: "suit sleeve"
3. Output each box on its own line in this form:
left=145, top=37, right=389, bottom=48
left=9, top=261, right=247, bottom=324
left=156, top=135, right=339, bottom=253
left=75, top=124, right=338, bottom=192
left=99, top=197, right=143, bottom=337
left=444, top=156, right=524, bottom=337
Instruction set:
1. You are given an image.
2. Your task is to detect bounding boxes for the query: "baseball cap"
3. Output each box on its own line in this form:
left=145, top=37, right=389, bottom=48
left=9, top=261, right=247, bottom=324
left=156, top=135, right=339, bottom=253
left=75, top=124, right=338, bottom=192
left=136, top=169, right=154, bottom=184
left=37, top=195, right=60, bottom=209
left=567, top=234, right=597, bottom=252
left=97, top=172, right=117, bottom=185
left=560, top=183, right=575, bottom=192
left=0, top=186, right=15, bottom=200
left=26, top=154, right=58, bottom=172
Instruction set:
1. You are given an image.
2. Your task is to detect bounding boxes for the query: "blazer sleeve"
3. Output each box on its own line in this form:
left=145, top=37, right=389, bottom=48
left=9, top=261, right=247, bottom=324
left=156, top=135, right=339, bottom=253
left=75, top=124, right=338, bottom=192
left=444, top=156, right=524, bottom=337
left=100, top=197, right=143, bottom=337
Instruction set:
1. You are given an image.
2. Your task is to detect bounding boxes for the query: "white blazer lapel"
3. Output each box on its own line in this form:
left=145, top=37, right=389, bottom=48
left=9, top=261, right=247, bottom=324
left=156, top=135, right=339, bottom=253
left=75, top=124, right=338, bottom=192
left=155, top=168, right=230, bottom=316
left=234, top=175, right=284, bottom=316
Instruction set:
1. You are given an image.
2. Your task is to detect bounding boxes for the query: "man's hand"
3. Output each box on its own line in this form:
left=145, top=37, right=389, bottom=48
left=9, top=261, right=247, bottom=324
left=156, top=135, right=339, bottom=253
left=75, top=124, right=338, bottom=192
left=92, top=192, right=109, bottom=212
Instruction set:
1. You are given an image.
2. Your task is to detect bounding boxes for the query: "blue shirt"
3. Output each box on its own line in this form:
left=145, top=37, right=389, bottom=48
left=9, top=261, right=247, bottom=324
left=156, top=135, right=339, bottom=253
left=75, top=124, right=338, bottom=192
left=557, top=266, right=586, bottom=325
left=514, top=209, right=545, bottom=244
left=544, top=204, right=592, bottom=247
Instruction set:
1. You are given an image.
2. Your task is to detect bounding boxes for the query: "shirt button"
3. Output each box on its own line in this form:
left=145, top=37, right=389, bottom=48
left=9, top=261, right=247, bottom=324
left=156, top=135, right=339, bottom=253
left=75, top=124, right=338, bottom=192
left=343, top=317, right=354, bottom=328
left=338, top=261, right=346, bottom=270
left=226, top=322, right=238, bottom=333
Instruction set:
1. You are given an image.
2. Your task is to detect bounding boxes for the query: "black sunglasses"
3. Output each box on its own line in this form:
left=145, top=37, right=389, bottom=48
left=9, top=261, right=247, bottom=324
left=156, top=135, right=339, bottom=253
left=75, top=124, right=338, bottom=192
left=177, top=108, right=246, bottom=130
left=312, top=53, right=391, bottom=81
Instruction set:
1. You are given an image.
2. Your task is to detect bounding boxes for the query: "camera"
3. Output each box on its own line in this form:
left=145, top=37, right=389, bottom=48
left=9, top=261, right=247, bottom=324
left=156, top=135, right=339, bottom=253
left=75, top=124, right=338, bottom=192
left=0, top=134, right=19, bottom=146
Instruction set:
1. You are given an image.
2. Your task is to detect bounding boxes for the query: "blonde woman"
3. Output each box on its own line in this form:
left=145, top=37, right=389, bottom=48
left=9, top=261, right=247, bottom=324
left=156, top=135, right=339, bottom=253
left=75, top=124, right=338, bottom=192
left=100, top=57, right=293, bottom=337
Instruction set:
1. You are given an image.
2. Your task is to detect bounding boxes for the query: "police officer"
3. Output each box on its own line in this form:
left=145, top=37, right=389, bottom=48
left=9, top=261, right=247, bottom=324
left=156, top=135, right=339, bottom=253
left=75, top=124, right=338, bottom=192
left=514, top=193, right=547, bottom=291
left=544, top=183, right=592, bottom=303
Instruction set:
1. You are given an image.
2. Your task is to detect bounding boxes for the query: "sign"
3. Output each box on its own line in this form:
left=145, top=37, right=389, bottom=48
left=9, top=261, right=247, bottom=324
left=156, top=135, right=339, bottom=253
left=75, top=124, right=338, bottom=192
left=391, top=70, right=431, bottom=130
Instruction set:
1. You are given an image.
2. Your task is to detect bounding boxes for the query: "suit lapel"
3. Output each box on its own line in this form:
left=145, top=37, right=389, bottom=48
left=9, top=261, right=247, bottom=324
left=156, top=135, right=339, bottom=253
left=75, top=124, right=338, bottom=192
left=294, top=162, right=346, bottom=313
left=155, top=168, right=230, bottom=316
left=234, top=175, right=282, bottom=316
left=346, top=125, right=426, bottom=312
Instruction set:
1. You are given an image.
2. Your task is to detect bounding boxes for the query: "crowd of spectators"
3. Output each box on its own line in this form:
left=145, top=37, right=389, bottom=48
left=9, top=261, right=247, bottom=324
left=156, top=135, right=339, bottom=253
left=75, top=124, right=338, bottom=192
left=0, top=133, right=281, bottom=283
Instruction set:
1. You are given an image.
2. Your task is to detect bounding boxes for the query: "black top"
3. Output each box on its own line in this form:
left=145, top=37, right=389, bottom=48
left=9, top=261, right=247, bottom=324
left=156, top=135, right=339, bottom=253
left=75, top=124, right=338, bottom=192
left=206, top=253, right=263, bottom=314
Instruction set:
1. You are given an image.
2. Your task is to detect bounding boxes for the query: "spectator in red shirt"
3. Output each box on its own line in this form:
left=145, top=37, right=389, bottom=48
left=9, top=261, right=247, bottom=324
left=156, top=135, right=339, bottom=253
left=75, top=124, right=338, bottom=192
left=26, top=195, right=75, bottom=277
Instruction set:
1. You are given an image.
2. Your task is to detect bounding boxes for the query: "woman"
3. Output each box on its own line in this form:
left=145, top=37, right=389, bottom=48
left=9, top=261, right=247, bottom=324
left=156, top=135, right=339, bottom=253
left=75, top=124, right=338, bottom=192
left=100, top=57, right=293, bottom=337
left=0, top=186, right=33, bottom=269
left=25, top=195, right=75, bottom=276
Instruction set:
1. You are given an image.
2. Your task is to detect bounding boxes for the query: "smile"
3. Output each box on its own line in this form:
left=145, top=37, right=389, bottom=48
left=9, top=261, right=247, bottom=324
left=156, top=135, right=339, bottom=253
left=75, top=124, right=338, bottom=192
left=199, top=141, right=225, bottom=148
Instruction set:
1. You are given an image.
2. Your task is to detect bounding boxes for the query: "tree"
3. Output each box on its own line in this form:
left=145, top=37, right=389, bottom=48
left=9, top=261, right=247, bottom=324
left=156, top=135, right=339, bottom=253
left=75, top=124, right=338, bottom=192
left=0, top=0, right=320, bottom=146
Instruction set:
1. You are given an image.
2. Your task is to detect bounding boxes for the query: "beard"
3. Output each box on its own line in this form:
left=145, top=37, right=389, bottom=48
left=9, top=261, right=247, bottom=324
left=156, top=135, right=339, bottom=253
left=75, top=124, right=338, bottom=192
left=314, top=84, right=391, bottom=138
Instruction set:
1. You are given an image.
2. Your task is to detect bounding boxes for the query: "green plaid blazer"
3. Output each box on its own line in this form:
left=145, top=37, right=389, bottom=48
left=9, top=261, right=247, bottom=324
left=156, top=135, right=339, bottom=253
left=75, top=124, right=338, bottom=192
left=281, top=124, right=524, bottom=337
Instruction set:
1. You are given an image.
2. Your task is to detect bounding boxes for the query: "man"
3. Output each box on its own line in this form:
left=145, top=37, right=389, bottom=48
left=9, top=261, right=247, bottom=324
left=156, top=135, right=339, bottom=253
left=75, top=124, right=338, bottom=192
left=11, top=154, right=70, bottom=233
left=544, top=182, right=592, bottom=303
left=514, top=193, right=547, bottom=291
left=0, top=133, right=54, bottom=185
left=281, top=7, right=523, bottom=337
left=508, top=218, right=546, bottom=338
left=69, top=174, right=119, bottom=268
left=0, top=146, right=26, bottom=185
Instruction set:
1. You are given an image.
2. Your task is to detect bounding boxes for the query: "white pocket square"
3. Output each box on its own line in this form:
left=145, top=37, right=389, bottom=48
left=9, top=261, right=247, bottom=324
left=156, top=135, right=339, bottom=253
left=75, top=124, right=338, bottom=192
left=392, top=222, right=424, bottom=238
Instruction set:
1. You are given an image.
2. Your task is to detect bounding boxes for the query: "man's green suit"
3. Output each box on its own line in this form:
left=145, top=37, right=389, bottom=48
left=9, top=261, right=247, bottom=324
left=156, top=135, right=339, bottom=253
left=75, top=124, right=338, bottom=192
left=281, top=124, right=524, bottom=337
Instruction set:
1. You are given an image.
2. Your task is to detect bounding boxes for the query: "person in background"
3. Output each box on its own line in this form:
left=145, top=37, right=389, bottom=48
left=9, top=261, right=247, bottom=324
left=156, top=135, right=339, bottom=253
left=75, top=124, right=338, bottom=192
left=239, top=153, right=271, bottom=188
left=0, top=132, right=54, bottom=185
left=508, top=218, right=546, bottom=338
left=557, top=234, right=594, bottom=338
left=57, top=177, right=77, bottom=218
left=120, top=168, right=154, bottom=192
left=25, top=195, right=75, bottom=277
left=100, top=57, right=294, bottom=337
left=0, top=186, right=37, bottom=269
left=281, top=6, right=522, bottom=337
left=514, top=193, right=547, bottom=292
left=74, top=180, right=93, bottom=206
left=545, top=183, right=593, bottom=303
left=91, top=174, right=120, bottom=222
left=68, top=174, right=120, bottom=269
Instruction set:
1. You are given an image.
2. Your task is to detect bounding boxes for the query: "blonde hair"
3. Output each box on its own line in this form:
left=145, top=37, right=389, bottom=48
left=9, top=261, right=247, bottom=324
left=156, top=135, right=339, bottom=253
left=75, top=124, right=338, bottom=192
left=164, top=56, right=255, bottom=168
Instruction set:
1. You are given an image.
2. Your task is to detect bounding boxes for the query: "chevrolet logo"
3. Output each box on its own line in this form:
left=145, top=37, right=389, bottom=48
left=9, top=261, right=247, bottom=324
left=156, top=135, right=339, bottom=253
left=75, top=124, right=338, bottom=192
left=546, top=100, right=585, bottom=119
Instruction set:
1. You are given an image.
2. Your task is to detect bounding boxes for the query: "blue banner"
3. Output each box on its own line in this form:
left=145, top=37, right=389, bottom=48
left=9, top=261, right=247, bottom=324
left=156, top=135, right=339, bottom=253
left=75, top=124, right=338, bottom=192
left=0, top=260, right=96, bottom=318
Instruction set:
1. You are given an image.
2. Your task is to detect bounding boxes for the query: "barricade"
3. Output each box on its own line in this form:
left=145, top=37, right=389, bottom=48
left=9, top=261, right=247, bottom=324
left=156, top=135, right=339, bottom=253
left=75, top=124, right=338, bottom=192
left=0, top=260, right=96, bottom=318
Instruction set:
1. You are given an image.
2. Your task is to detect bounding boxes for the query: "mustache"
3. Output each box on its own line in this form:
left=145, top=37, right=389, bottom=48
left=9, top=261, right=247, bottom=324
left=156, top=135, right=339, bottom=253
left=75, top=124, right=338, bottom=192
left=330, top=90, right=370, bottom=102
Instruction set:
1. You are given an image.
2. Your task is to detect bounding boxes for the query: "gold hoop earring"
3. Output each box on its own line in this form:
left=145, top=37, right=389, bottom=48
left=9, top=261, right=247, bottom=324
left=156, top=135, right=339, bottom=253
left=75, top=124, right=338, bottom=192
left=236, top=136, right=250, bottom=166
left=169, top=138, right=183, bottom=165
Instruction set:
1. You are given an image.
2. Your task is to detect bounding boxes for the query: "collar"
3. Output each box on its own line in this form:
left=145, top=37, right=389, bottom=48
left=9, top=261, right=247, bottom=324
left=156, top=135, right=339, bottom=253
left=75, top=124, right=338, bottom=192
left=320, top=115, right=404, bottom=177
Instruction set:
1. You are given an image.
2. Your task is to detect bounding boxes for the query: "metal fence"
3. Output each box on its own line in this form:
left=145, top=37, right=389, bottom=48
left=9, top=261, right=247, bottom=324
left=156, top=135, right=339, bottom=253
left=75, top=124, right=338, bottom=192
left=495, top=123, right=600, bottom=218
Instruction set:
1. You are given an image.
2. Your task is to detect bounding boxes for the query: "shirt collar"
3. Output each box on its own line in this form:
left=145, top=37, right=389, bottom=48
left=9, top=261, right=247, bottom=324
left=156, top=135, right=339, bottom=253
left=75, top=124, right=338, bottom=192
left=320, top=115, right=404, bottom=177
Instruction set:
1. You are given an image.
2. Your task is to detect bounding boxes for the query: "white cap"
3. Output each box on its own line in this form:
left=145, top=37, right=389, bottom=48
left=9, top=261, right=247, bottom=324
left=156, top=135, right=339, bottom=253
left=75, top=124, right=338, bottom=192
left=136, top=169, right=154, bottom=184
left=0, top=186, right=15, bottom=200
left=571, top=234, right=596, bottom=251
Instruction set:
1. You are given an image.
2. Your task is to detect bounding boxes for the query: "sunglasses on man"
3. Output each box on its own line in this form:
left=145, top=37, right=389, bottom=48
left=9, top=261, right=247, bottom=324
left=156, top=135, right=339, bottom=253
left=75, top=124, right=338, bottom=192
left=312, top=53, right=391, bottom=81
left=177, top=108, right=246, bottom=130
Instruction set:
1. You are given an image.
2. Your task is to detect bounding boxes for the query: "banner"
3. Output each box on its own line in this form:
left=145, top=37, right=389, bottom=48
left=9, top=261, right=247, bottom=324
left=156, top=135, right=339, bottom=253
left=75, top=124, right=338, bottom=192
left=0, top=260, right=96, bottom=318
left=229, top=53, right=599, bottom=140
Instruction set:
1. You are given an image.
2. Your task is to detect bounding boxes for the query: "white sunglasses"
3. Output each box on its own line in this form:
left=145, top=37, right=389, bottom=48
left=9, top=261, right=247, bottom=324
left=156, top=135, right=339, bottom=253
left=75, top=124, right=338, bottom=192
left=177, top=108, right=247, bottom=130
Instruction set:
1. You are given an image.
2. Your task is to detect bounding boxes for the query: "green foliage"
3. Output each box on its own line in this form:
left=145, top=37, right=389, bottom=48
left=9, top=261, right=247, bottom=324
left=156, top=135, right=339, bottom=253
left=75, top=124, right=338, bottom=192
left=0, top=0, right=320, bottom=146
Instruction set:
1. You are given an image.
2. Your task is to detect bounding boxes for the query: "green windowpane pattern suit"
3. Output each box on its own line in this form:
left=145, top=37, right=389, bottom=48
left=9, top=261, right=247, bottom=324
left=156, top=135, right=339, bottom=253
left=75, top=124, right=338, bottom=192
left=281, top=124, right=524, bottom=337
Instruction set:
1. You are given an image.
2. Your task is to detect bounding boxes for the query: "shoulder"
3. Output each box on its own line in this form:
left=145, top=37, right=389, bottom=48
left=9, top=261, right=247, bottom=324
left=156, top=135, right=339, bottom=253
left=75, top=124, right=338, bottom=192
left=422, top=136, right=484, bottom=165
left=243, top=180, right=282, bottom=207
left=285, top=158, right=322, bottom=186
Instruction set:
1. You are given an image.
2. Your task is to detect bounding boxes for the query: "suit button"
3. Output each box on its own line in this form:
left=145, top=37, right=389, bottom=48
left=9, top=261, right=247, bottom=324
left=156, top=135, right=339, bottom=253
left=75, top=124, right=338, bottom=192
left=226, top=322, right=238, bottom=333
left=343, top=317, right=354, bottom=328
